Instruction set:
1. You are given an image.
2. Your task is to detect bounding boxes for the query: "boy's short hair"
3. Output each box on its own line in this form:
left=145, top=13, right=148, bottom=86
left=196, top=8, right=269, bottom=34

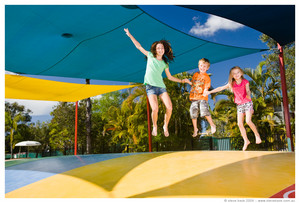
left=198, top=58, right=210, bottom=67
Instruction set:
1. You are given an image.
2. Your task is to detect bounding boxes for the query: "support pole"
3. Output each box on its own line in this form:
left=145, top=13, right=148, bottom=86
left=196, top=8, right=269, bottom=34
left=146, top=97, right=152, bottom=152
left=74, top=101, right=78, bottom=155
left=277, top=43, right=294, bottom=152
left=85, top=79, right=92, bottom=154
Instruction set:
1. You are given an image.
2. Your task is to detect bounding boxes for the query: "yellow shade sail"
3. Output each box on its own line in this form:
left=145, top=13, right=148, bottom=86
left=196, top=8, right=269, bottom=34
left=5, top=74, right=137, bottom=102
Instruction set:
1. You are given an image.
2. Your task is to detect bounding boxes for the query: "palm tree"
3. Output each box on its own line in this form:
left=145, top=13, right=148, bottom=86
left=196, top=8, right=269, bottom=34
left=121, top=85, right=149, bottom=151
left=101, top=86, right=141, bottom=152
left=5, top=112, right=23, bottom=159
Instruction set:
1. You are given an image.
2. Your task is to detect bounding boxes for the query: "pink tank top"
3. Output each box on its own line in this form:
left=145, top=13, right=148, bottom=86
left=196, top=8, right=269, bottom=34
left=232, top=79, right=251, bottom=105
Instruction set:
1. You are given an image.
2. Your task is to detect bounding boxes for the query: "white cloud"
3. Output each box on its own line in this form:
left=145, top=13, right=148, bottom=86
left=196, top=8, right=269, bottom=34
left=189, top=14, right=244, bottom=37
left=5, top=99, right=58, bottom=116
left=192, top=16, right=200, bottom=21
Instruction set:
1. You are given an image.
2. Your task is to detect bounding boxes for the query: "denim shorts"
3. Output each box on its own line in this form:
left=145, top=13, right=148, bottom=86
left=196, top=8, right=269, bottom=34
left=145, top=84, right=167, bottom=96
left=237, top=101, right=254, bottom=114
left=190, top=100, right=210, bottom=119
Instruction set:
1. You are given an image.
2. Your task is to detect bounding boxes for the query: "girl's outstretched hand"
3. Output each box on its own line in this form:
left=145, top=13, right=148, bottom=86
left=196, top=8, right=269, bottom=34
left=203, top=90, right=210, bottom=97
left=182, top=79, right=192, bottom=85
left=124, top=28, right=130, bottom=36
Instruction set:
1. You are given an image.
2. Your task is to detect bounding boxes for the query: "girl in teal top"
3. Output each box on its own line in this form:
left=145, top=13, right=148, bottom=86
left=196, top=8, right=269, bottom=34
left=124, top=28, right=191, bottom=137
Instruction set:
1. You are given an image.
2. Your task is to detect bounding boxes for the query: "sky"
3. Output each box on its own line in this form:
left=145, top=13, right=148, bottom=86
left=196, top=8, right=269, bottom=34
left=3, top=3, right=290, bottom=124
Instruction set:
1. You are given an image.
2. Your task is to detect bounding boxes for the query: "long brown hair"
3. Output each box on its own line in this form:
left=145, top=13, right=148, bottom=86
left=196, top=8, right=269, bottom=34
left=228, top=66, right=245, bottom=90
left=150, top=40, right=175, bottom=64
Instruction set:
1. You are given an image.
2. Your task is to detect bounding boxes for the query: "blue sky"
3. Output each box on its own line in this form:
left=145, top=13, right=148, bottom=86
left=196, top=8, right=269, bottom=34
left=5, top=4, right=272, bottom=123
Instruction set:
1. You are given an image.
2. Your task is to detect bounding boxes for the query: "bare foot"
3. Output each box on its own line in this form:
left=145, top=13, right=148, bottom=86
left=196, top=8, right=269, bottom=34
left=211, top=125, right=216, bottom=134
left=152, top=126, right=157, bottom=136
left=255, top=134, right=262, bottom=144
left=163, top=125, right=169, bottom=137
left=192, top=128, right=198, bottom=137
left=243, top=140, right=250, bottom=151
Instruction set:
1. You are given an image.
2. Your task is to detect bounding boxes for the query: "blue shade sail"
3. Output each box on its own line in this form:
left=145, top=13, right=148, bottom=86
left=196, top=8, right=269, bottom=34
left=5, top=5, right=266, bottom=83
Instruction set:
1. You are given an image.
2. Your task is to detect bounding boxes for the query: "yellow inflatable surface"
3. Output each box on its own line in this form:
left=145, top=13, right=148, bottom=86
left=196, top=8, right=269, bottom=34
left=6, top=151, right=295, bottom=198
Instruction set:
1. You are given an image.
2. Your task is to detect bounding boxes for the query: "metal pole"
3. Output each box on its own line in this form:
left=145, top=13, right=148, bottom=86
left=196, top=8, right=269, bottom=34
left=146, top=97, right=152, bottom=152
left=75, top=101, right=78, bottom=155
left=277, top=43, right=294, bottom=152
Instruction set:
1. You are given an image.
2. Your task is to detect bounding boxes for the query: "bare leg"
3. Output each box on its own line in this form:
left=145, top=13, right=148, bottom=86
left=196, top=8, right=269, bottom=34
left=148, top=94, right=158, bottom=136
left=192, top=118, right=198, bottom=137
left=237, top=112, right=250, bottom=151
left=205, top=115, right=216, bottom=134
left=159, top=92, right=172, bottom=137
left=245, top=111, right=261, bottom=144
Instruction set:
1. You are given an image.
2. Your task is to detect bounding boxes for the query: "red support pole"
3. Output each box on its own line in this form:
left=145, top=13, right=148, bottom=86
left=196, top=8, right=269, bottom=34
left=277, top=43, right=294, bottom=152
left=74, top=101, right=78, bottom=155
left=146, top=97, right=152, bottom=152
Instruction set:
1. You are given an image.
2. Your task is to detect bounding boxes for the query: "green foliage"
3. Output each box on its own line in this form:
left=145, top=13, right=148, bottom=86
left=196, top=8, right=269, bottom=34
left=48, top=102, right=86, bottom=154
left=91, top=90, right=131, bottom=153
left=260, top=34, right=295, bottom=111
left=5, top=102, right=32, bottom=158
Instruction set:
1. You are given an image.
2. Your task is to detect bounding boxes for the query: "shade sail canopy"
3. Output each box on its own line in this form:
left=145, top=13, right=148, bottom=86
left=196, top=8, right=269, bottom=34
left=5, top=5, right=266, bottom=84
left=15, top=141, right=41, bottom=147
left=179, top=5, right=295, bottom=46
left=5, top=74, right=135, bottom=102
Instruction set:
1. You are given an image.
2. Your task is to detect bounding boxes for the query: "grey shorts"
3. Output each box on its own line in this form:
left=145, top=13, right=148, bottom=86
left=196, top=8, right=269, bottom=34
left=237, top=101, right=254, bottom=114
left=190, top=100, right=210, bottom=119
left=145, top=84, right=167, bottom=96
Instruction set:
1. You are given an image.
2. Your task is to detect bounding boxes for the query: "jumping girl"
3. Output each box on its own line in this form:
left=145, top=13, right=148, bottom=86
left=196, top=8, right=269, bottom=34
left=124, top=28, right=191, bottom=137
left=205, top=66, right=262, bottom=150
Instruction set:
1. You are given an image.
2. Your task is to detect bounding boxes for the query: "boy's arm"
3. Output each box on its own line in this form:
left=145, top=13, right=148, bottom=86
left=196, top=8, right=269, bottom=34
left=124, top=28, right=148, bottom=56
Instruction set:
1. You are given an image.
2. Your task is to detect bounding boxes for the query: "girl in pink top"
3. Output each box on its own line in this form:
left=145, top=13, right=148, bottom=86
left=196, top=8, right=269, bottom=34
left=204, top=66, right=261, bottom=151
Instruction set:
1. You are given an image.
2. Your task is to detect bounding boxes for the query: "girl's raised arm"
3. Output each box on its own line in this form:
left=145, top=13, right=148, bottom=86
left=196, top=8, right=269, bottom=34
left=124, top=28, right=148, bottom=56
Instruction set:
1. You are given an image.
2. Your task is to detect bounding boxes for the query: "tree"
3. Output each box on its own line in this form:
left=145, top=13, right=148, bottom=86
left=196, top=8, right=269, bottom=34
left=49, top=102, right=80, bottom=155
left=85, top=79, right=92, bottom=154
left=260, top=34, right=295, bottom=147
left=121, top=85, right=148, bottom=152
left=210, top=89, right=240, bottom=142
left=92, top=90, right=130, bottom=153
left=5, top=102, right=32, bottom=158
left=28, top=121, right=51, bottom=157
left=5, top=111, right=22, bottom=159
left=260, top=34, right=295, bottom=111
